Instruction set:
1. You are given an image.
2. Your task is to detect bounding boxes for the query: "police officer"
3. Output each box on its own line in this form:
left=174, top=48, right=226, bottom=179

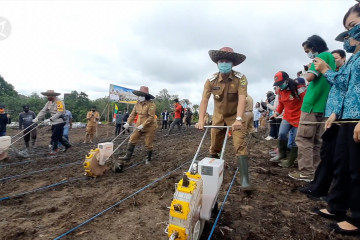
left=195, top=47, right=252, bottom=191
left=118, top=86, right=157, bottom=165
left=33, top=90, right=71, bottom=155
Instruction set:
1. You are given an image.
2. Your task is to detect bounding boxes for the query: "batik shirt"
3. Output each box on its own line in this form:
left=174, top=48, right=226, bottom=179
left=324, top=51, right=360, bottom=119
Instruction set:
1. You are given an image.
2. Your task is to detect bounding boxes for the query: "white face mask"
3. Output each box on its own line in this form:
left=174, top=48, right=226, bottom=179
left=138, top=96, right=145, bottom=102
left=307, top=51, right=318, bottom=59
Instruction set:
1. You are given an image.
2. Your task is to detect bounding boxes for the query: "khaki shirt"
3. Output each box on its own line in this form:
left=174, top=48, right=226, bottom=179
left=245, top=95, right=253, bottom=112
left=127, top=100, right=157, bottom=129
left=202, top=71, right=247, bottom=123
left=86, top=111, right=100, bottom=127
left=37, top=97, right=65, bottom=125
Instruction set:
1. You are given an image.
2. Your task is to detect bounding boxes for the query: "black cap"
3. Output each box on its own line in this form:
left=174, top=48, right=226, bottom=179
left=0, top=104, right=5, bottom=108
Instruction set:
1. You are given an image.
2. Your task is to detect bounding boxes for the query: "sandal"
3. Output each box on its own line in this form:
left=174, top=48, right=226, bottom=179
left=329, top=221, right=360, bottom=236
left=312, top=208, right=346, bottom=221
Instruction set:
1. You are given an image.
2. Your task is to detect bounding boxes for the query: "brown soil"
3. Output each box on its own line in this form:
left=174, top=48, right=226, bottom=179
left=0, top=125, right=357, bottom=240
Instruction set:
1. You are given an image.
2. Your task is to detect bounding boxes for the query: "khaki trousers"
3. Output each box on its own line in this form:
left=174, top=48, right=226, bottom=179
left=210, top=116, right=248, bottom=156
left=295, top=111, right=325, bottom=175
left=245, top=111, right=254, bottom=134
left=130, top=126, right=156, bottom=150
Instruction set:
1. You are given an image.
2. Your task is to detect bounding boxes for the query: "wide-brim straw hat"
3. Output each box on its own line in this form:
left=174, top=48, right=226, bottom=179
left=208, top=47, right=246, bottom=66
left=132, top=86, right=154, bottom=99
left=41, top=90, right=61, bottom=96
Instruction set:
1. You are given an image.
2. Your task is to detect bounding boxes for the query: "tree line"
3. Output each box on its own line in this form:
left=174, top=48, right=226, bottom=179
left=0, top=75, right=200, bottom=122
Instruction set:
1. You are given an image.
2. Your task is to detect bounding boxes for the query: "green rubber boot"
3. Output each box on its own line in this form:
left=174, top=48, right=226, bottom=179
left=119, top=142, right=135, bottom=161
left=269, top=140, right=287, bottom=162
left=279, top=146, right=298, bottom=168
left=237, top=155, right=254, bottom=191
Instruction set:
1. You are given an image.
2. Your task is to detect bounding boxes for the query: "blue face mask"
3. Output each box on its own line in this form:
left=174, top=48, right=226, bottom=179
left=348, top=24, right=360, bottom=41
left=218, top=62, right=232, bottom=74
left=343, top=38, right=356, bottom=53
left=307, top=51, right=318, bottom=59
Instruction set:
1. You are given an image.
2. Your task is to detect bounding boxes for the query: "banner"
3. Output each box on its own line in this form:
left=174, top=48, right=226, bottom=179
left=109, top=84, right=137, bottom=104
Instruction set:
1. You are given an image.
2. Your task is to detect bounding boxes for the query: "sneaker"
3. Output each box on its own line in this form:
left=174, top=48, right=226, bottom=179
left=288, top=171, right=313, bottom=182
left=49, top=149, right=59, bottom=155
left=265, top=136, right=274, bottom=140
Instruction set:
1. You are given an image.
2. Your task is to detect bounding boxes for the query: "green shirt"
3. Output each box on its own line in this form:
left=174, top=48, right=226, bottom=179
left=301, top=52, right=335, bottom=113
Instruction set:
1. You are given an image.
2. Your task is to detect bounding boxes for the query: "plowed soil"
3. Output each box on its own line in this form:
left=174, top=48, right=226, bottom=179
left=0, top=125, right=357, bottom=240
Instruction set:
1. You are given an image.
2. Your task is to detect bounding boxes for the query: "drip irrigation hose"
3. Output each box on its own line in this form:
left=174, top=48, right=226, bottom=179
left=0, top=160, right=32, bottom=168
left=53, top=160, right=191, bottom=240
left=0, top=161, right=82, bottom=182
left=207, top=168, right=239, bottom=240
left=0, top=159, right=146, bottom=202
left=0, top=176, right=87, bottom=202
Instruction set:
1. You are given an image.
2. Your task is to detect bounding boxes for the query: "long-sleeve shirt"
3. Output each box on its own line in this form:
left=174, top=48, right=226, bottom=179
left=127, top=100, right=157, bottom=128
left=37, top=97, right=66, bottom=125
left=19, top=111, right=37, bottom=129
left=86, top=111, right=100, bottom=127
left=0, top=113, right=11, bottom=133
left=275, top=85, right=307, bottom=127
left=324, top=51, right=360, bottom=119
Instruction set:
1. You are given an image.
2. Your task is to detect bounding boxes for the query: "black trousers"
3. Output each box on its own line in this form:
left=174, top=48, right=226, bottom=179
left=269, top=117, right=281, bottom=139
left=52, top=122, right=70, bottom=150
left=307, top=124, right=339, bottom=196
left=162, top=120, right=168, bottom=129
left=327, top=122, right=360, bottom=225
left=115, top=123, right=122, bottom=135
left=23, top=127, right=37, bottom=143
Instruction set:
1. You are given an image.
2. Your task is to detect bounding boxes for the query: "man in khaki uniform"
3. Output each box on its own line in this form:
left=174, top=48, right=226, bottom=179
left=84, top=106, right=100, bottom=143
left=196, top=47, right=252, bottom=191
left=245, top=95, right=254, bottom=134
left=33, top=90, right=71, bottom=155
left=119, top=86, right=157, bottom=164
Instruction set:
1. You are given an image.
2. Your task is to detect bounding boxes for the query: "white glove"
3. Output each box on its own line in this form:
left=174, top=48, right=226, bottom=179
left=136, top=124, right=144, bottom=130
left=123, top=122, right=130, bottom=129
left=44, top=119, right=51, bottom=124
left=32, top=118, right=38, bottom=123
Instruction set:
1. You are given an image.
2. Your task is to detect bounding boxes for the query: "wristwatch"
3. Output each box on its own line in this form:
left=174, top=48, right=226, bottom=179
left=236, top=116, right=243, bottom=121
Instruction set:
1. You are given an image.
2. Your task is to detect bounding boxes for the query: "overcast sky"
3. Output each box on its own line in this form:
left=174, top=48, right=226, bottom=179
left=0, top=0, right=353, bottom=113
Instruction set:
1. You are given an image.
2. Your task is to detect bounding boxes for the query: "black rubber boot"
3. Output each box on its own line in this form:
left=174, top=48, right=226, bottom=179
left=25, top=141, right=30, bottom=149
left=237, top=155, right=253, bottom=191
left=270, top=140, right=287, bottom=162
left=279, top=146, right=298, bottom=168
left=60, top=137, right=72, bottom=152
left=210, top=153, right=220, bottom=159
left=119, top=142, right=135, bottom=161
left=145, top=150, right=152, bottom=164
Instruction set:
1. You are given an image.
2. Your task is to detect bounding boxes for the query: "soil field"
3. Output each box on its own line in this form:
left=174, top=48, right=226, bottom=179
left=0, top=125, right=358, bottom=240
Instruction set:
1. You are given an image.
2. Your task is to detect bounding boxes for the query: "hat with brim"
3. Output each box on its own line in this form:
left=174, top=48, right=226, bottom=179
left=335, top=31, right=349, bottom=42
left=273, top=71, right=289, bottom=86
left=0, top=104, right=5, bottom=109
left=41, top=90, right=61, bottom=96
left=132, top=86, right=154, bottom=99
left=209, top=47, right=246, bottom=66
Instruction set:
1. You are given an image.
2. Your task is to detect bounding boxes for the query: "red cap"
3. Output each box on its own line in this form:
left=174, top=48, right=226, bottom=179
left=273, top=71, right=289, bottom=86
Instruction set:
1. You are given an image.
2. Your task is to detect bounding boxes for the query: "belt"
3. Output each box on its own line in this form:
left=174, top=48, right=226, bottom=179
left=246, top=110, right=253, bottom=112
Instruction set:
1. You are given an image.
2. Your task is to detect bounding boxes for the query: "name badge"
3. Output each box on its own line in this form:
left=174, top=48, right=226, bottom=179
left=212, top=87, right=220, bottom=90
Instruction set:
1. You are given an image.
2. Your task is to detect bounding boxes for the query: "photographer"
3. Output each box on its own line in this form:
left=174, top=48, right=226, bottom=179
left=84, top=106, right=100, bottom=143
left=264, top=91, right=279, bottom=140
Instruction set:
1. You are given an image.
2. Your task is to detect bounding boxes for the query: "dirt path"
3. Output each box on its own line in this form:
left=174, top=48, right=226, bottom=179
left=0, top=125, right=357, bottom=240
